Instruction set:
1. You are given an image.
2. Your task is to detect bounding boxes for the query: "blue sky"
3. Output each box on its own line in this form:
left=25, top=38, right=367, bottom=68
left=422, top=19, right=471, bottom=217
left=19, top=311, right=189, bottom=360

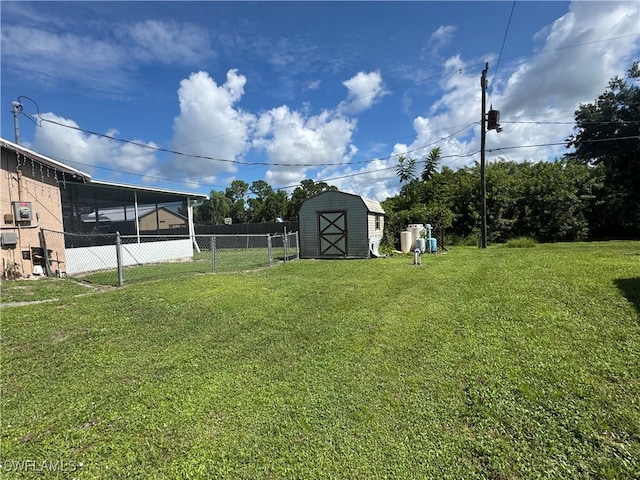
left=2, top=1, right=638, bottom=201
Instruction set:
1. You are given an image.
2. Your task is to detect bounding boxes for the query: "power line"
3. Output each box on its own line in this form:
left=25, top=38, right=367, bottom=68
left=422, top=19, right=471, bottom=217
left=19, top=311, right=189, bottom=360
left=25, top=107, right=638, bottom=190
left=505, top=120, right=640, bottom=125
left=17, top=93, right=636, bottom=190
left=486, top=136, right=639, bottom=153
left=275, top=151, right=482, bottom=190
left=489, top=1, right=516, bottom=96
left=16, top=30, right=635, bottom=155
left=27, top=122, right=478, bottom=191
left=35, top=115, right=478, bottom=169
left=27, top=131, right=636, bottom=194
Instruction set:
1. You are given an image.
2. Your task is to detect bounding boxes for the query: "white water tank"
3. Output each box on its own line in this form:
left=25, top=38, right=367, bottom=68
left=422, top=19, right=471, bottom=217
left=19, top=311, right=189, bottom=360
left=400, top=231, right=412, bottom=253
left=407, top=224, right=425, bottom=251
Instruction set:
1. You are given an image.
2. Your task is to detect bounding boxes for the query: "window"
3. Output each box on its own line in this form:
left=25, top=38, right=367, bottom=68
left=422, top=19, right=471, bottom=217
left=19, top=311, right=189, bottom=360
left=375, top=215, right=381, bottom=230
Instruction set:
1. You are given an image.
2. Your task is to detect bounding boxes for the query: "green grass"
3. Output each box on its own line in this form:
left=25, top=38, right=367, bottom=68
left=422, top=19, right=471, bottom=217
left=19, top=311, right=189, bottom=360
left=0, top=277, right=99, bottom=304
left=504, top=236, right=538, bottom=248
left=1, top=241, right=639, bottom=478
left=69, top=247, right=292, bottom=286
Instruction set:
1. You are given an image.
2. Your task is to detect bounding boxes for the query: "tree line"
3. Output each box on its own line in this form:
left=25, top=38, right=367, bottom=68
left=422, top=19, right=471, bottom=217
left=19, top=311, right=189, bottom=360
left=384, top=63, right=639, bottom=247
left=194, top=179, right=337, bottom=225
left=196, top=64, right=639, bottom=245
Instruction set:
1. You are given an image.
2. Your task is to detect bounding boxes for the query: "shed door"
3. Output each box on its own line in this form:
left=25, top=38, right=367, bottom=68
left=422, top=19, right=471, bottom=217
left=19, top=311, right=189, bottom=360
left=318, top=211, right=347, bottom=256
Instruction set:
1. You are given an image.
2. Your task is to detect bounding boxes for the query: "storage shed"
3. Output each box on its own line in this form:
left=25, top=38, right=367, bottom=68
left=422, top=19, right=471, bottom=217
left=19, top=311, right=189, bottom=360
left=299, top=190, right=385, bottom=259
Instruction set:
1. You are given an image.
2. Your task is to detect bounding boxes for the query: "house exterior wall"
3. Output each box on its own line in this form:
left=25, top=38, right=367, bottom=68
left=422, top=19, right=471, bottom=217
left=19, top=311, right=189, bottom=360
left=1, top=147, right=66, bottom=278
left=139, top=208, right=186, bottom=231
left=299, top=191, right=377, bottom=259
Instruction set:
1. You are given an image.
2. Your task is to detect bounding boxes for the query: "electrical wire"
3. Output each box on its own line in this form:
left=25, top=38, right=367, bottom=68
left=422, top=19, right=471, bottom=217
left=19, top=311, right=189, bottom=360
left=275, top=151, right=482, bottom=190
left=29, top=122, right=479, bottom=191
left=16, top=96, right=42, bottom=127
left=35, top=115, right=478, bottom=169
left=489, top=1, right=516, bottom=96
left=505, top=120, right=640, bottom=125
left=10, top=25, right=637, bottom=194
left=15, top=30, right=636, bottom=157
left=20, top=107, right=638, bottom=192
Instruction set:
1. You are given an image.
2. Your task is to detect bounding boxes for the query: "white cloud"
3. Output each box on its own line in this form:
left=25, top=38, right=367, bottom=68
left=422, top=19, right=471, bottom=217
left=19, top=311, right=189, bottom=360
left=1, top=5, right=214, bottom=95
left=393, top=0, right=639, bottom=181
left=320, top=157, right=398, bottom=202
left=253, top=105, right=358, bottom=188
left=501, top=1, right=639, bottom=113
left=1, top=26, right=129, bottom=94
left=170, top=70, right=256, bottom=185
left=32, top=113, right=161, bottom=180
left=338, top=71, right=388, bottom=115
left=307, top=79, right=322, bottom=90
left=430, top=25, right=457, bottom=46
left=16, top=0, right=637, bottom=204
left=125, top=20, right=212, bottom=66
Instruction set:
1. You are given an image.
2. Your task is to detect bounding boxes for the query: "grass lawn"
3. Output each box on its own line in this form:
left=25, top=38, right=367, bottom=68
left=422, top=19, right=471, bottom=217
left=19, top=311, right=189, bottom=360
left=1, top=241, right=639, bottom=478
left=64, top=247, right=292, bottom=287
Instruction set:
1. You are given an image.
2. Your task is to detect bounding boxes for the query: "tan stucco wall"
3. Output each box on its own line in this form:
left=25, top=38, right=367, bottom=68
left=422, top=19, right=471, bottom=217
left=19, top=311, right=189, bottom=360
left=1, top=147, right=66, bottom=278
left=139, top=208, right=186, bottom=231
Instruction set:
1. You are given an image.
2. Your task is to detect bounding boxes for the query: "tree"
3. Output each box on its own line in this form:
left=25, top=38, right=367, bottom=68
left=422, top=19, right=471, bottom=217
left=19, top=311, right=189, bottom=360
left=485, top=159, right=595, bottom=242
left=421, top=147, right=441, bottom=182
left=286, top=179, right=338, bottom=221
left=567, top=62, right=640, bottom=237
left=195, top=190, right=232, bottom=225
left=225, top=180, right=249, bottom=224
left=396, top=155, right=416, bottom=184
left=246, top=180, right=287, bottom=223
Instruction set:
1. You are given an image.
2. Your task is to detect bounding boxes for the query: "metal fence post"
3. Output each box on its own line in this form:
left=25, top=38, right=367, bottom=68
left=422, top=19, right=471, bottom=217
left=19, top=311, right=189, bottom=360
left=267, top=234, right=273, bottom=266
left=295, top=231, right=300, bottom=259
left=283, top=227, right=288, bottom=262
left=38, top=229, right=52, bottom=277
left=116, top=231, right=124, bottom=287
left=211, top=236, right=216, bottom=273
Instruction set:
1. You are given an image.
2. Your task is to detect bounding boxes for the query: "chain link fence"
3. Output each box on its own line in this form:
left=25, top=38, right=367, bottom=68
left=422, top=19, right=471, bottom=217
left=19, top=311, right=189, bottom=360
left=38, top=229, right=299, bottom=286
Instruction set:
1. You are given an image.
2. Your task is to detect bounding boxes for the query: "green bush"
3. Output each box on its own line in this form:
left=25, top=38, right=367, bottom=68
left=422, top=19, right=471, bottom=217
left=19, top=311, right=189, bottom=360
left=449, top=233, right=480, bottom=246
left=505, top=236, right=538, bottom=248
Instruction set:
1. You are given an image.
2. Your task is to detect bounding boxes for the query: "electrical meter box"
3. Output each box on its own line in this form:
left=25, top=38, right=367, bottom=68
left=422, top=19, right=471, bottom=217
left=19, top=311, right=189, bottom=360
left=12, top=202, right=33, bottom=222
left=1, top=232, right=18, bottom=246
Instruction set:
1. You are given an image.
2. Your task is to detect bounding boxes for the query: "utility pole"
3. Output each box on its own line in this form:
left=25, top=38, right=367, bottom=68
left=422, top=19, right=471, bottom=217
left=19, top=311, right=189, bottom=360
left=12, top=101, right=22, bottom=144
left=479, top=62, right=488, bottom=249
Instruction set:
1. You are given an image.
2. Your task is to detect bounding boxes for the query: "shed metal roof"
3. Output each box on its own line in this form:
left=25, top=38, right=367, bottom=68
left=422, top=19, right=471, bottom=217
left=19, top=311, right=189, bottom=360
left=361, top=196, right=385, bottom=214
left=301, top=190, right=385, bottom=214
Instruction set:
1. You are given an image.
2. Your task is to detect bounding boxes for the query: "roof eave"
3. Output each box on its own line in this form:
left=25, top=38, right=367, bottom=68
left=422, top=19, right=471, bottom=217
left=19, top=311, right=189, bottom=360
left=1, top=138, right=92, bottom=182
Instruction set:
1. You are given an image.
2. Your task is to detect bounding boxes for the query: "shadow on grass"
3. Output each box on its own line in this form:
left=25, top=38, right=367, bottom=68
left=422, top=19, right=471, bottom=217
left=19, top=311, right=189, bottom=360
left=615, top=277, right=640, bottom=316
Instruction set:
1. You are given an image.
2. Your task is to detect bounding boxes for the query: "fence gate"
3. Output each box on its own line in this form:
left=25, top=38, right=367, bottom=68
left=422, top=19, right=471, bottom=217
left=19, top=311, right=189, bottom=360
left=318, top=211, right=347, bottom=257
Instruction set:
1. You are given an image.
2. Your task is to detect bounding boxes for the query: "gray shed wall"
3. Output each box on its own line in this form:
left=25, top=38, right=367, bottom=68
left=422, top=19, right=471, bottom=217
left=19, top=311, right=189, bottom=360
left=299, top=191, right=377, bottom=259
